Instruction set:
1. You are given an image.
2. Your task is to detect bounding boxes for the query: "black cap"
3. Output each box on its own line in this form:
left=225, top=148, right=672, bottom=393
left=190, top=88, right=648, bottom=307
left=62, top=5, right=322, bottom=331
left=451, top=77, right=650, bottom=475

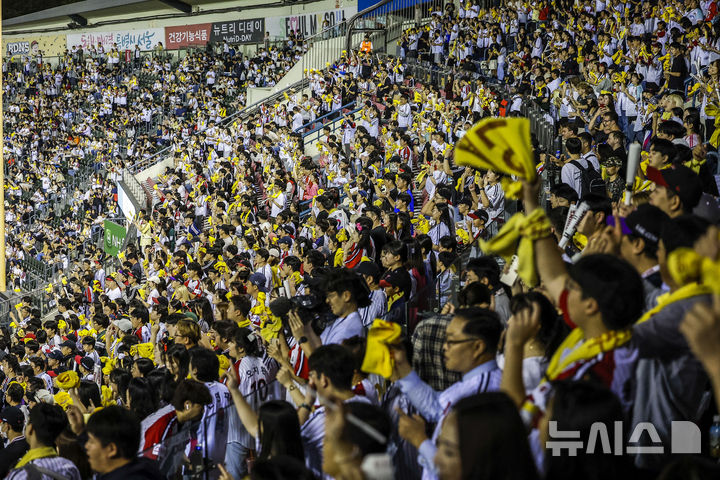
left=624, top=204, right=669, bottom=247
left=646, top=165, right=703, bottom=210
left=0, top=406, right=24, bottom=431
left=60, top=340, right=76, bottom=350
left=75, top=355, right=95, bottom=371
left=47, top=350, right=64, bottom=361
left=693, top=193, right=720, bottom=224
left=355, top=261, right=381, bottom=281
left=379, top=270, right=411, bottom=296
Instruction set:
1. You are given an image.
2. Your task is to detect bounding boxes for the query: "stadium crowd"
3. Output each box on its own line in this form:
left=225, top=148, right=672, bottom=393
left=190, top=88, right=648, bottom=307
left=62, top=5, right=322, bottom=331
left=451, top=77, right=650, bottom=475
left=2, top=34, right=308, bottom=290
left=2, top=0, right=720, bottom=479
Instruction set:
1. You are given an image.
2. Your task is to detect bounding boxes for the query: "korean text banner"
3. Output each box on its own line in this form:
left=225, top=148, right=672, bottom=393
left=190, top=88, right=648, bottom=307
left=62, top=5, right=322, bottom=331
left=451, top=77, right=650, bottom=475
left=165, top=23, right=211, bottom=49
left=209, top=18, right=265, bottom=44
left=67, top=28, right=164, bottom=51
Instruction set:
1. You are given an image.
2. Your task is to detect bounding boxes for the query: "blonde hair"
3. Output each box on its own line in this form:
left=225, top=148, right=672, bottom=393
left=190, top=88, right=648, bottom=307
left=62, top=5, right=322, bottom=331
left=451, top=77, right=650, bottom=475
left=176, top=319, right=201, bottom=344
left=666, top=94, right=684, bottom=109
left=173, top=285, right=190, bottom=302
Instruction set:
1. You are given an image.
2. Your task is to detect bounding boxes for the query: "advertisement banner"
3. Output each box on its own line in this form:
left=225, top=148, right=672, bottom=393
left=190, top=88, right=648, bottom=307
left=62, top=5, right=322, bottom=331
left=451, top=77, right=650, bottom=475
left=266, top=7, right=356, bottom=38
left=104, top=220, right=127, bottom=256
left=209, top=18, right=265, bottom=44
left=3, top=34, right=67, bottom=58
left=6, top=41, right=31, bottom=55
left=67, top=28, right=163, bottom=52
left=165, top=23, right=212, bottom=49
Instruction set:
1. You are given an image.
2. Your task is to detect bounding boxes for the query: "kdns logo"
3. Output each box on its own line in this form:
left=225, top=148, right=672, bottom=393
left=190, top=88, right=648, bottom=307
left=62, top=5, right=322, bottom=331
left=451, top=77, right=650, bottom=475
left=547, top=421, right=702, bottom=456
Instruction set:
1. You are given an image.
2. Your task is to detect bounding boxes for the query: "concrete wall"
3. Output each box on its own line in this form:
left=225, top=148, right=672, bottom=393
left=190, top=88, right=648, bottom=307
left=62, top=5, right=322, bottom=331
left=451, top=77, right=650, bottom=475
left=134, top=156, right=174, bottom=186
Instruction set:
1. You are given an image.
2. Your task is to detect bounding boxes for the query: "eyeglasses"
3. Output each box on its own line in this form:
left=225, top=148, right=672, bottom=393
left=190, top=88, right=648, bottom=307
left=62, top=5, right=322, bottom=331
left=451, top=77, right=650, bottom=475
left=444, top=337, right=480, bottom=346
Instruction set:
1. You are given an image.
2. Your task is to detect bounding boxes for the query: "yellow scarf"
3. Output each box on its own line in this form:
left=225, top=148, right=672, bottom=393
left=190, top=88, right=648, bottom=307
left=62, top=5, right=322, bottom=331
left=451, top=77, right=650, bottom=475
left=684, top=158, right=705, bottom=174
left=545, top=327, right=632, bottom=380
left=665, top=247, right=720, bottom=293
left=260, top=315, right=283, bottom=343
left=15, top=447, right=58, bottom=469
left=290, top=271, right=303, bottom=286
left=636, top=282, right=713, bottom=325
left=240, top=210, right=252, bottom=225
left=387, top=292, right=404, bottom=311
left=705, top=103, right=720, bottom=148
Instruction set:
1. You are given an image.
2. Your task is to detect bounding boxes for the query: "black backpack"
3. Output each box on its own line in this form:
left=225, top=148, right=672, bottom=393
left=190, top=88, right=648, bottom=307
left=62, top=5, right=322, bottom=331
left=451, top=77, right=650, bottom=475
left=570, top=160, right=605, bottom=197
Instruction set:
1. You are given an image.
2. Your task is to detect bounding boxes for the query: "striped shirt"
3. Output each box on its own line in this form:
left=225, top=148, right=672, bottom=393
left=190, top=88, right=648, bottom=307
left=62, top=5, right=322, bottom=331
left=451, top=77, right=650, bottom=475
left=359, top=289, right=388, bottom=327
left=397, top=360, right=502, bottom=480
left=6, top=455, right=82, bottom=480
left=301, top=395, right=373, bottom=478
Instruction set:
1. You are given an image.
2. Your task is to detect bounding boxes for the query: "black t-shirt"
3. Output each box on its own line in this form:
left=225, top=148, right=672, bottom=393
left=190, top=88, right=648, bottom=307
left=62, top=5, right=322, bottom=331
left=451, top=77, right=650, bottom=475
left=668, top=56, right=688, bottom=91
left=0, top=437, right=29, bottom=478
left=562, top=58, right=579, bottom=77
left=370, top=226, right=387, bottom=263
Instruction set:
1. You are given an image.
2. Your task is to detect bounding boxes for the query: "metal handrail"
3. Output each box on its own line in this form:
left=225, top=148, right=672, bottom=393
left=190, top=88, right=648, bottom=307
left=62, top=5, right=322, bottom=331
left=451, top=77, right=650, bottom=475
left=127, top=77, right=310, bottom=175
left=295, top=101, right=356, bottom=133
left=345, top=0, right=400, bottom=53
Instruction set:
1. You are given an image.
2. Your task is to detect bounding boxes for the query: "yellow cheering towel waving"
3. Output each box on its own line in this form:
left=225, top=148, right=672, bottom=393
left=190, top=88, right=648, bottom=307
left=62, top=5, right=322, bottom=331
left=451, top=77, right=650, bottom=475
left=455, top=118, right=536, bottom=199
left=361, top=319, right=403, bottom=379
left=55, top=371, right=80, bottom=390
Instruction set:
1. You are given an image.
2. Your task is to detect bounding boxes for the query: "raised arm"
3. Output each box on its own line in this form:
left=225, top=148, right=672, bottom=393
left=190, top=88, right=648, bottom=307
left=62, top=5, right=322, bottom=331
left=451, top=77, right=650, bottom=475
left=522, top=179, right=568, bottom=303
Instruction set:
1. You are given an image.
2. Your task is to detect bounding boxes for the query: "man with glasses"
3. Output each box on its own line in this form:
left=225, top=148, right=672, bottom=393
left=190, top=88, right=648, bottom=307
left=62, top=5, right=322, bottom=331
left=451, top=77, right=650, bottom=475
left=390, top=307, right=503, bottom=479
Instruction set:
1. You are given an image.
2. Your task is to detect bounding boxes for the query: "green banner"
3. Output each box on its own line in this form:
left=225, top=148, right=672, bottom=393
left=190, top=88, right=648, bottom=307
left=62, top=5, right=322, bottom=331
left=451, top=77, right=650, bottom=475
left=104, top=220, right=127, bottom=256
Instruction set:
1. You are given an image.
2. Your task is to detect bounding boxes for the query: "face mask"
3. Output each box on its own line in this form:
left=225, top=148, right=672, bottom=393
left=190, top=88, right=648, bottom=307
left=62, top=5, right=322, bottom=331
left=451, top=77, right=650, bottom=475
left=558, top=288, right=577, bottom=329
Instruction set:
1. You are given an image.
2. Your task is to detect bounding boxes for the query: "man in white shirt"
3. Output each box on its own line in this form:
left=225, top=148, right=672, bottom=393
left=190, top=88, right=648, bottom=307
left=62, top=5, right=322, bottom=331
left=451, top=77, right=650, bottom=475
left=105, top=276, right=123, bottom=301
left=268, top=184, right=286, bottom=218
left=291, top=107, right=304, bottom=131
left=397, top=96, right=412, bottom=130
left=579, top=132, right=600, bottom=170
left=560, top=137, right=587, bottom=197
left=276, top=344, right=371, bottom=478
left=393, top=308, right=503, bottom=479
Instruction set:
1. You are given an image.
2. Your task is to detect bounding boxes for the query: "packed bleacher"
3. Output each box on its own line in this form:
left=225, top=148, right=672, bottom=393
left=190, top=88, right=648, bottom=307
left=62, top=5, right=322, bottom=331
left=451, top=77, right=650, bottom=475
left=2, top=36, right=307, bottom=291
left=2, top=0, right=720, bottom=479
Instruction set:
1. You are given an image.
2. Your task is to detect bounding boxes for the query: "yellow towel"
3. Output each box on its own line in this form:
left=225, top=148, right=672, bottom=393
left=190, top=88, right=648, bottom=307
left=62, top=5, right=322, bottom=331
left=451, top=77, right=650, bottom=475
left=361, top=320, right=403, bottom=379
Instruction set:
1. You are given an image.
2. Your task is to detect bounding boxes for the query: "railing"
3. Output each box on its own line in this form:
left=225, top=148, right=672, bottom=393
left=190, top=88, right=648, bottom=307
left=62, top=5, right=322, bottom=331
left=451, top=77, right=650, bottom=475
left=121, top=167, right=152, bottom=217
left=295, top=101, right=356, bottom=133
left=128, top=77, right=309, bottom=175
left=520, top=101, right=558, bottom=156
left=0, top=285, right=58, bottom=325
left=300, top=21, right=351, bottom=81
left=2, top=49, right=177, bottom=69
left=301, top=102, right=362, bottom=148
left=345, top=0, right=436, bottom=55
